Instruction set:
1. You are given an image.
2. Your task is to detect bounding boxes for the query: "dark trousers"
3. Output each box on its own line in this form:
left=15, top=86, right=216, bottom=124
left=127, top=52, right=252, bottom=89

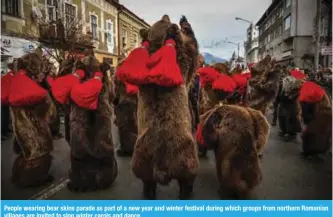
left=1, top=105, right=11, bottom=136
left=272, top=100, right=279, bottom=124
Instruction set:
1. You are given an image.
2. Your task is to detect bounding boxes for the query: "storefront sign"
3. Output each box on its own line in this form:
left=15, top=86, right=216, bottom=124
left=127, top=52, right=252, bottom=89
left=2, top=38, right=11, bottom=48
left=1, top=36, right=37, bottom=58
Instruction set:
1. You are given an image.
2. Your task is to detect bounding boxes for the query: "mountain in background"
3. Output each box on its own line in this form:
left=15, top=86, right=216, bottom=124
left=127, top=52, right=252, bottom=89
left=202, top=52, right=227, bottom=65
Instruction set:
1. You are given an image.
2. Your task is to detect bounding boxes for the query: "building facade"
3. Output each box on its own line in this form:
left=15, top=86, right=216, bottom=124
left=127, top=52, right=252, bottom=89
left=118, top=6, right=150, bottom=59
left=81, top=0, right=119, bottom=66
left=1, top=0, right=42, bottom=73
left=256, top=0, right=331, bottom=69
left=1, top=0, right=150, bottom=70
left=244, top=23, right=259, bottom=64
left=317, top=0, right=332, bottom=68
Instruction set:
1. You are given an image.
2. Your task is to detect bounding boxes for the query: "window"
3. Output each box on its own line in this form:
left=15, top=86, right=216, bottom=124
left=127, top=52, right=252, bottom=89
left=284, top=15, right=291, bottom=30
left=91, top=15, right=98, bottom=40
left=280, top=8, right=284, bottom=18
left=285, top=0, right=291, bottom=8
left=320, top=16, right=329, bottom=36
left=267, top=34, right=271, bottom=42
left=133, top=33, right=139, bottom=47
left=107, top=21, right=113, bottom=43
left=65, top=3, right=76, bottom=27
left=46, top=0, right=57, bottom=21
left=2, top=0, right=20, bottom=16
left=122, top=29, right=127, bottom=53
left=271, top=15, right=275, bottom=24
left=106, top=20, right=114, bottom=53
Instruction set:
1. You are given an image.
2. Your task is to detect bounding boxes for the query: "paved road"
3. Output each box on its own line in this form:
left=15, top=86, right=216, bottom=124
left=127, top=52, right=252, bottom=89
left=1, top=114, right=332, bottom=200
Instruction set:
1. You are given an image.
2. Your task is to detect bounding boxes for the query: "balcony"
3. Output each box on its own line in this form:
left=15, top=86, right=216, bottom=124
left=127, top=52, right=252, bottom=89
left=39, top=21, right=65, bottom=43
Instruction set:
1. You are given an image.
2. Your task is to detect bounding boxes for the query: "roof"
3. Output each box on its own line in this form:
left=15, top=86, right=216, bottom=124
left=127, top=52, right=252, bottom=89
left=121, top=5, right=151, bottom=28
left=255, top=0, right=281, bottom=26
left=106, top=0, right=150, bottom=28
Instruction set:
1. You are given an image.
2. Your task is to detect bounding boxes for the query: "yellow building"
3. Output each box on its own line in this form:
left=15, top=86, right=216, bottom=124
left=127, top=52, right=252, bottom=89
left=118, top=5, right=150, bottom=59
left=1, top=0, right=150, bottom=71
left=82, top=0, right=119, bottom=67
left=1, top=0, right=42, bottom=72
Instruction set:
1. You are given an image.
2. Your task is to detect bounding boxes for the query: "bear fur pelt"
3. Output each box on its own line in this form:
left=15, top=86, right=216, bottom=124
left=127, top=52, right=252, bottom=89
left=10, top=52, right=57, bottom=188
left=211, top=62, right=230, bottom=75
left=299, top=83, right=332, bottom=156
left=201, top=104, right=270, bottom=199
left=55, top=57, right=78, bottom=144
left=67, top=56, right=118, bottom=192
left=277, top=76, right=302, bottom=140
left=245, top=55, right=282, bottom=115
left=131, top=15, right=199, bottom=199
left=113, top=60, right=138, bottom=157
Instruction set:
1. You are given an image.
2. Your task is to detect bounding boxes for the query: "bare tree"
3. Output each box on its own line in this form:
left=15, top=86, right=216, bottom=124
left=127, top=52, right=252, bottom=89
left=37, top=17, right=94, bottom=64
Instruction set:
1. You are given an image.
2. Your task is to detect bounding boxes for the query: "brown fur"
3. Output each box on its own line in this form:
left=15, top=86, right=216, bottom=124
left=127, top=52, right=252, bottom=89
left=113, top=76, right=138, bottom=156
left=67, top=56, right=118, bottom=192
left=212, top=63, right=229, bottom=75
left=201, top=105, right=266, bottom=199
left=301, top=93, right=332, bottom=156
left=56, top=56, right=77, bottom=143
left=245, top=56, right=282, bottom=115
left=11, top=52, right=56, bottom=187
left=131, top=15, right=199, bottom=199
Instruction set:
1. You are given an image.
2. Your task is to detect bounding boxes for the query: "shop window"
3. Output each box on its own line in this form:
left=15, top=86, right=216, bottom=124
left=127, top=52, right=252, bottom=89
left=2, top=0, right=21, bottom=17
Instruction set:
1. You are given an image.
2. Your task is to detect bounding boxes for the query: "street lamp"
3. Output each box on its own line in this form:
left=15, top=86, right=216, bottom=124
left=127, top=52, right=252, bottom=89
left=235, top=17, right=252, bottom=24
left=227, top=41, right=240, bottom=59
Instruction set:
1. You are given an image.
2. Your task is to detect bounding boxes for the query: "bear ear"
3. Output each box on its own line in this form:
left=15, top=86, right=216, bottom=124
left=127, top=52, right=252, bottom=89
left=166, top=23, right=180, bottom=38
left=139, top=28, right=148, bottom=41
left=161, top=14, right=170, bottom=22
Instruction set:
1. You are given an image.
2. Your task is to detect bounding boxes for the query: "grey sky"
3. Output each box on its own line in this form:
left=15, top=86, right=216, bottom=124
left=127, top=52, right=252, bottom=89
left=121, top=0, right=271, bottom=59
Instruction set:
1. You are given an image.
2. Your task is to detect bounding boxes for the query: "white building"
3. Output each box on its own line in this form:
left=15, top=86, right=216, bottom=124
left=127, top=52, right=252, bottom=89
left=244, top=24, right=259, bottom=64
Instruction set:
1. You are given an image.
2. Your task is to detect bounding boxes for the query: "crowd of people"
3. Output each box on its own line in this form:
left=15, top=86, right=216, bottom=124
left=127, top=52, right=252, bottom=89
left=1, top=15, right=332, bottom=200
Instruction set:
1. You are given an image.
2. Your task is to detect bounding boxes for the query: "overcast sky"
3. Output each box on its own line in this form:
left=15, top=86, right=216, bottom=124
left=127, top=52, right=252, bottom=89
left=120, top=0, right=271, bottom=59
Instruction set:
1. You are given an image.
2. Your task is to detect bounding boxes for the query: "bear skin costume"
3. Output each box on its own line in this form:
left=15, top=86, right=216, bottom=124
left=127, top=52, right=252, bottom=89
left=118, top=15, right=199, bottom=199
left=198, top=63, right=230, bottom=116
left=245, top=55, right=282, bottom=116
left=53, top=56, right=78, bottom=144
left=66, top=55, right=118, bottom=192
left=277, top=76, right=302, bottom=140
left=298, top=81, right=332, bottom=156
left=272, top=65, right=290, bottom=126
left=196, top=64, right=270, bottom=157
left=201, top=104, right=269, bottom=199
left=113, top=59, right=138, bottom=157
left=9, top=52, right=57, bottom=188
